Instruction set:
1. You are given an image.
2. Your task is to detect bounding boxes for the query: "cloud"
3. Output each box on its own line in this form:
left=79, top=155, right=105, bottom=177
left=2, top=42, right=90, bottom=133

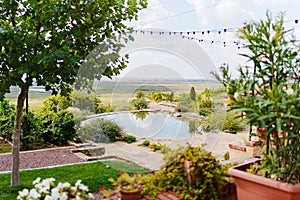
left=129, top=0, right=173, bottom=29
left=186, top=0, right=253, bottom=27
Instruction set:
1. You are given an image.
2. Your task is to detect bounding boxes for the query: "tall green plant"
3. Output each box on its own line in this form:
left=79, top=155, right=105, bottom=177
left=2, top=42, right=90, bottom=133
left=0, top=0, right=147, bottom=187
left=215, top=12, right=300, bottom=183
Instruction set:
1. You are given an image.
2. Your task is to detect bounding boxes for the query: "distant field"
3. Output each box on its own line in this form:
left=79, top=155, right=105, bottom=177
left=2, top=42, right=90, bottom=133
left=5, top=81, right=223, bottom=110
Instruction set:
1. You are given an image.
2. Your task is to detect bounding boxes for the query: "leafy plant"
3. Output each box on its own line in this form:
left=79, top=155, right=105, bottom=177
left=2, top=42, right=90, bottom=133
left=129, top=98, right=149, bottom=110
left=142, top=145, right=229, bottom=199
left=78, top=118, right=124, bottom=143
left=0, top=100, right=15, bottom=141
left=214, top=12, right=300, bottom=184
left=108, top=171, right=151, bottom=193
left=123, top=135, right=137, bottom=143
left=39, top=110, right=76, bottom=146
left=142, top=140, right=150, bottom=146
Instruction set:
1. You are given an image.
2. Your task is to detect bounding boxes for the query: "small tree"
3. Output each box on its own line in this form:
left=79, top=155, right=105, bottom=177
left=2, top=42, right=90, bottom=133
left=0, top=0, right=147, bottom=187
left=214, top=12, right=300, bottom=183
left=190, top=86, right=196, bottom=101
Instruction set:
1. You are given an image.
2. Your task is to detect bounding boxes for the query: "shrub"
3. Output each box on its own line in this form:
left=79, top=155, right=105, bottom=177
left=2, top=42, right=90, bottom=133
left=0, top=100, right=15, bottom=141
left=141, top=140, right=150, bottom=146
left=40, top=93, right=71, bottom=112
left=176, top=94, right=192, bottom=112
left=142, top=145, right=228, bottom=199
left=123, top=135, right=136, bottom=143
left=147, top=92, right=170, bottom=102
left=207, top=110, right=245, bottom=133
left=190, top=87, right=196, bottom=101
left=129, top=98, right=148, bottom=110
left=78, top=118, right=124, bottom=143
left=95, top=103, right=113, bottom=114
left=39, top=110, right=76, bottom=146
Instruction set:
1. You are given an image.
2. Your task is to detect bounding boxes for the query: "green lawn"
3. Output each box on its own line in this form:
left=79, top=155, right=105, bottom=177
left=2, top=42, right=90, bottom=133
left=0, top=160, right=149, bottom=199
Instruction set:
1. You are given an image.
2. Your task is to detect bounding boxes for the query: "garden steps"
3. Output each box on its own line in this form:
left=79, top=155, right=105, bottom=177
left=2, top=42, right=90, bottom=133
left=96, top=191, right=183, bottom=200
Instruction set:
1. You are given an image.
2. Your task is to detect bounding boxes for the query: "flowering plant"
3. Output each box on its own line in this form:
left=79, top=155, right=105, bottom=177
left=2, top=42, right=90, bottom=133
left=17, top=177, right=93, bottom=200
left=106, top=170, right=151, bottom=193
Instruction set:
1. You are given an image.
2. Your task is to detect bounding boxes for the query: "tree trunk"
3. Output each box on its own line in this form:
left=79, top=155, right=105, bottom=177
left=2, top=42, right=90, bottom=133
left=11, top=86, right=28, bottom=187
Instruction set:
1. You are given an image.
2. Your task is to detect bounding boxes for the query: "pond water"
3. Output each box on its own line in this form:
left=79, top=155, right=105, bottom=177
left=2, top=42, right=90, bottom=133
left=97, top=112, right=197, bottom=139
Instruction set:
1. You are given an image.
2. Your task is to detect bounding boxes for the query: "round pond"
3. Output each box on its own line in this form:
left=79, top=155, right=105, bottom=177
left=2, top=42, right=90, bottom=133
left=96, top=111, right=197, bottom=139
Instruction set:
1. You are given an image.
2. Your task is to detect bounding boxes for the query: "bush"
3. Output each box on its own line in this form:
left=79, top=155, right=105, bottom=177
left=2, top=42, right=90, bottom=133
left=141, top=140, right=150, bottom=146
left=129, top=98, right=148, bottom=110
left=142, top=145, right=229, bottom=199
left=39, top=110, right=76, bottom=146
left=207, top=110, right=245, bottom=133
left=40, top=93, right=71, bottom=112
left=78, top=118, right=124, bottom=143
left=147, top=92, right=170, bottom=102
left=0, top=100, right=15, bottom=141
left=123, top=135, right=136, bottom=143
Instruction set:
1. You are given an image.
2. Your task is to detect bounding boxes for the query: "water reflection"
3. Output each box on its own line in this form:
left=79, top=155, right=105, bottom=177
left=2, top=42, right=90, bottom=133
left=131, top=111, right=148, bottom=120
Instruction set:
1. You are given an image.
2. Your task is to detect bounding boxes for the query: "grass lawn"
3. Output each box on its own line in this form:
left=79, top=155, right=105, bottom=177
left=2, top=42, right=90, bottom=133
left=0, top=160, right=149, bottom=199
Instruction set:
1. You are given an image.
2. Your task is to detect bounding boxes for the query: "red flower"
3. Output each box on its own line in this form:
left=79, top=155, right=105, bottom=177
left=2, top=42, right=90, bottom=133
left=133, top=173, right=139, bottom=178
left=119, top=170, right=125, bottom=174
left=148, top=173, right=153, bottom=177
left=99, top=186, right=106, bottom=191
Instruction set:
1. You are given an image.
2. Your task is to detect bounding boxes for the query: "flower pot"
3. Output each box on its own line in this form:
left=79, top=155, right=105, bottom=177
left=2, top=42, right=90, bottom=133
left=228, top=160, right=300, bottom=200
left=120, top=189, right=141, bottom=200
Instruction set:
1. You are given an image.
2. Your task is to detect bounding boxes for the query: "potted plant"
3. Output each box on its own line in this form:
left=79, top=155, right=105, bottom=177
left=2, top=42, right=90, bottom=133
left=107, top=171, right=150, bottom=200
left=214, top=12, right=300, bottom=199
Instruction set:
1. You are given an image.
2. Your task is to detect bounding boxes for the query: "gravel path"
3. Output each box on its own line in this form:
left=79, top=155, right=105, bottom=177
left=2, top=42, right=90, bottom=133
left=0, top=147, right=85, bottom=172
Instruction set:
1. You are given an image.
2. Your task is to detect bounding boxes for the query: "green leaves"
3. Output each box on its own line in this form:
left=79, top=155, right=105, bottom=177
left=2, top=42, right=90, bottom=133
left=215, top=12, right=300, bottom=184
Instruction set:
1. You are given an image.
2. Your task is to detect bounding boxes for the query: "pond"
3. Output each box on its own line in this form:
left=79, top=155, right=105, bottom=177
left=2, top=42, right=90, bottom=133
left=96, top=111, right=199, bottom=139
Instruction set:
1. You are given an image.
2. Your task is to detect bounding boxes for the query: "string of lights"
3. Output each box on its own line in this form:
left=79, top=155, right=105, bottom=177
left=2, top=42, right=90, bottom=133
left=133, top=18, right=300, bottom=49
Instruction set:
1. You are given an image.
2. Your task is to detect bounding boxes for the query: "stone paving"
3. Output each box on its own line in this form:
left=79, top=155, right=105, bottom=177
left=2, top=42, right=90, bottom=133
left=83, top=128, right=252, bottom=171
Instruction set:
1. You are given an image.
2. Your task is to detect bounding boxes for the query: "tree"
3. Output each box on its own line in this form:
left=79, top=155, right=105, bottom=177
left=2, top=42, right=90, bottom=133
left=0, top=0, right=147, bottom=187
left=190, top=86, right=196, bottom=101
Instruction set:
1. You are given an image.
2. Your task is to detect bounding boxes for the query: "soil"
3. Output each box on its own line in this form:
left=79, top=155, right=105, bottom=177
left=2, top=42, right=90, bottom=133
left=0, top=147, right=85, bottom=172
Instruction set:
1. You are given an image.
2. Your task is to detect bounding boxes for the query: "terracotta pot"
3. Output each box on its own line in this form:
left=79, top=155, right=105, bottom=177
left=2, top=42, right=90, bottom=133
left=228, top=160, right=300, bottom=200
left=120, top=189, right=141, bottom=200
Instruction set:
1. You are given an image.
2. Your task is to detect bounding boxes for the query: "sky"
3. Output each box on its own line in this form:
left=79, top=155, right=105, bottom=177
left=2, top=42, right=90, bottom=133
left=103, top=0, right=300, bottom=80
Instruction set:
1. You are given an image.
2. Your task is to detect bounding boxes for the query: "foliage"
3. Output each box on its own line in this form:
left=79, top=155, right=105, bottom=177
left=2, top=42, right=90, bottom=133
left=214, top=13, right=300, bottom=183
left=176, top=94, right=193, bottom=112
left=135, top=90, right=145, bottom=99
left=17, top=178, right=92, bottom=200
left=123, top=135, right=137, bottom=143
left=224, top=152, right=230, bottom=161
left=0, top=0, right=147, bottom=186
left=129, top=98, right=149, bottom=110
left=72, top=91, right=99, bottom=113
left=142, top=145, right=229, bottom=199
left=39, top=110, right=76, bottom=146
left=108, top=172, right=151, bottom=193
left=207, top=110, right=245, bottom=133
left=96, top=103, right=113, bottom=114
left=140, top=140, right=150, bottom=147
left=190, top=87, right=196, bottom=101
left=78, top=118, right=124, bottom=143
left=147, top=92, right=171, bottom=102
left=0, top=161, right=147, bottom=199
left=40, top=93, right=72, bottom=112
left=0, top=100, right=15, bottom=141
left=197, top=90, right=213, bottom=116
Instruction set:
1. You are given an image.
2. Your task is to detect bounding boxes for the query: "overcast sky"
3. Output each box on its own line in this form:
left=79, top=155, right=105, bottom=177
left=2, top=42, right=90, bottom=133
left=106, top=0, right=300, bottom=80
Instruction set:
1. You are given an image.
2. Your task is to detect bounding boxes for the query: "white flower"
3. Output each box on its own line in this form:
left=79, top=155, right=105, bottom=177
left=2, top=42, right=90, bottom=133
left=70, top=186, right=77, bottom=192
left=17, top=189, right=29, bottom=199
left=28, top=188, right=41, bottom=199
left=75, top=180, right=82, bottom=187
left=51, top=187, right=60, bottom=199
left=60, top=192, right=68, bottom=200
left=45, top=195, right=54, bottom=200
left=61, top=182, right=71, bottom=189
left=33, top=177, right=41, bottom=185
left=79, top=184, right=88, bottom=191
